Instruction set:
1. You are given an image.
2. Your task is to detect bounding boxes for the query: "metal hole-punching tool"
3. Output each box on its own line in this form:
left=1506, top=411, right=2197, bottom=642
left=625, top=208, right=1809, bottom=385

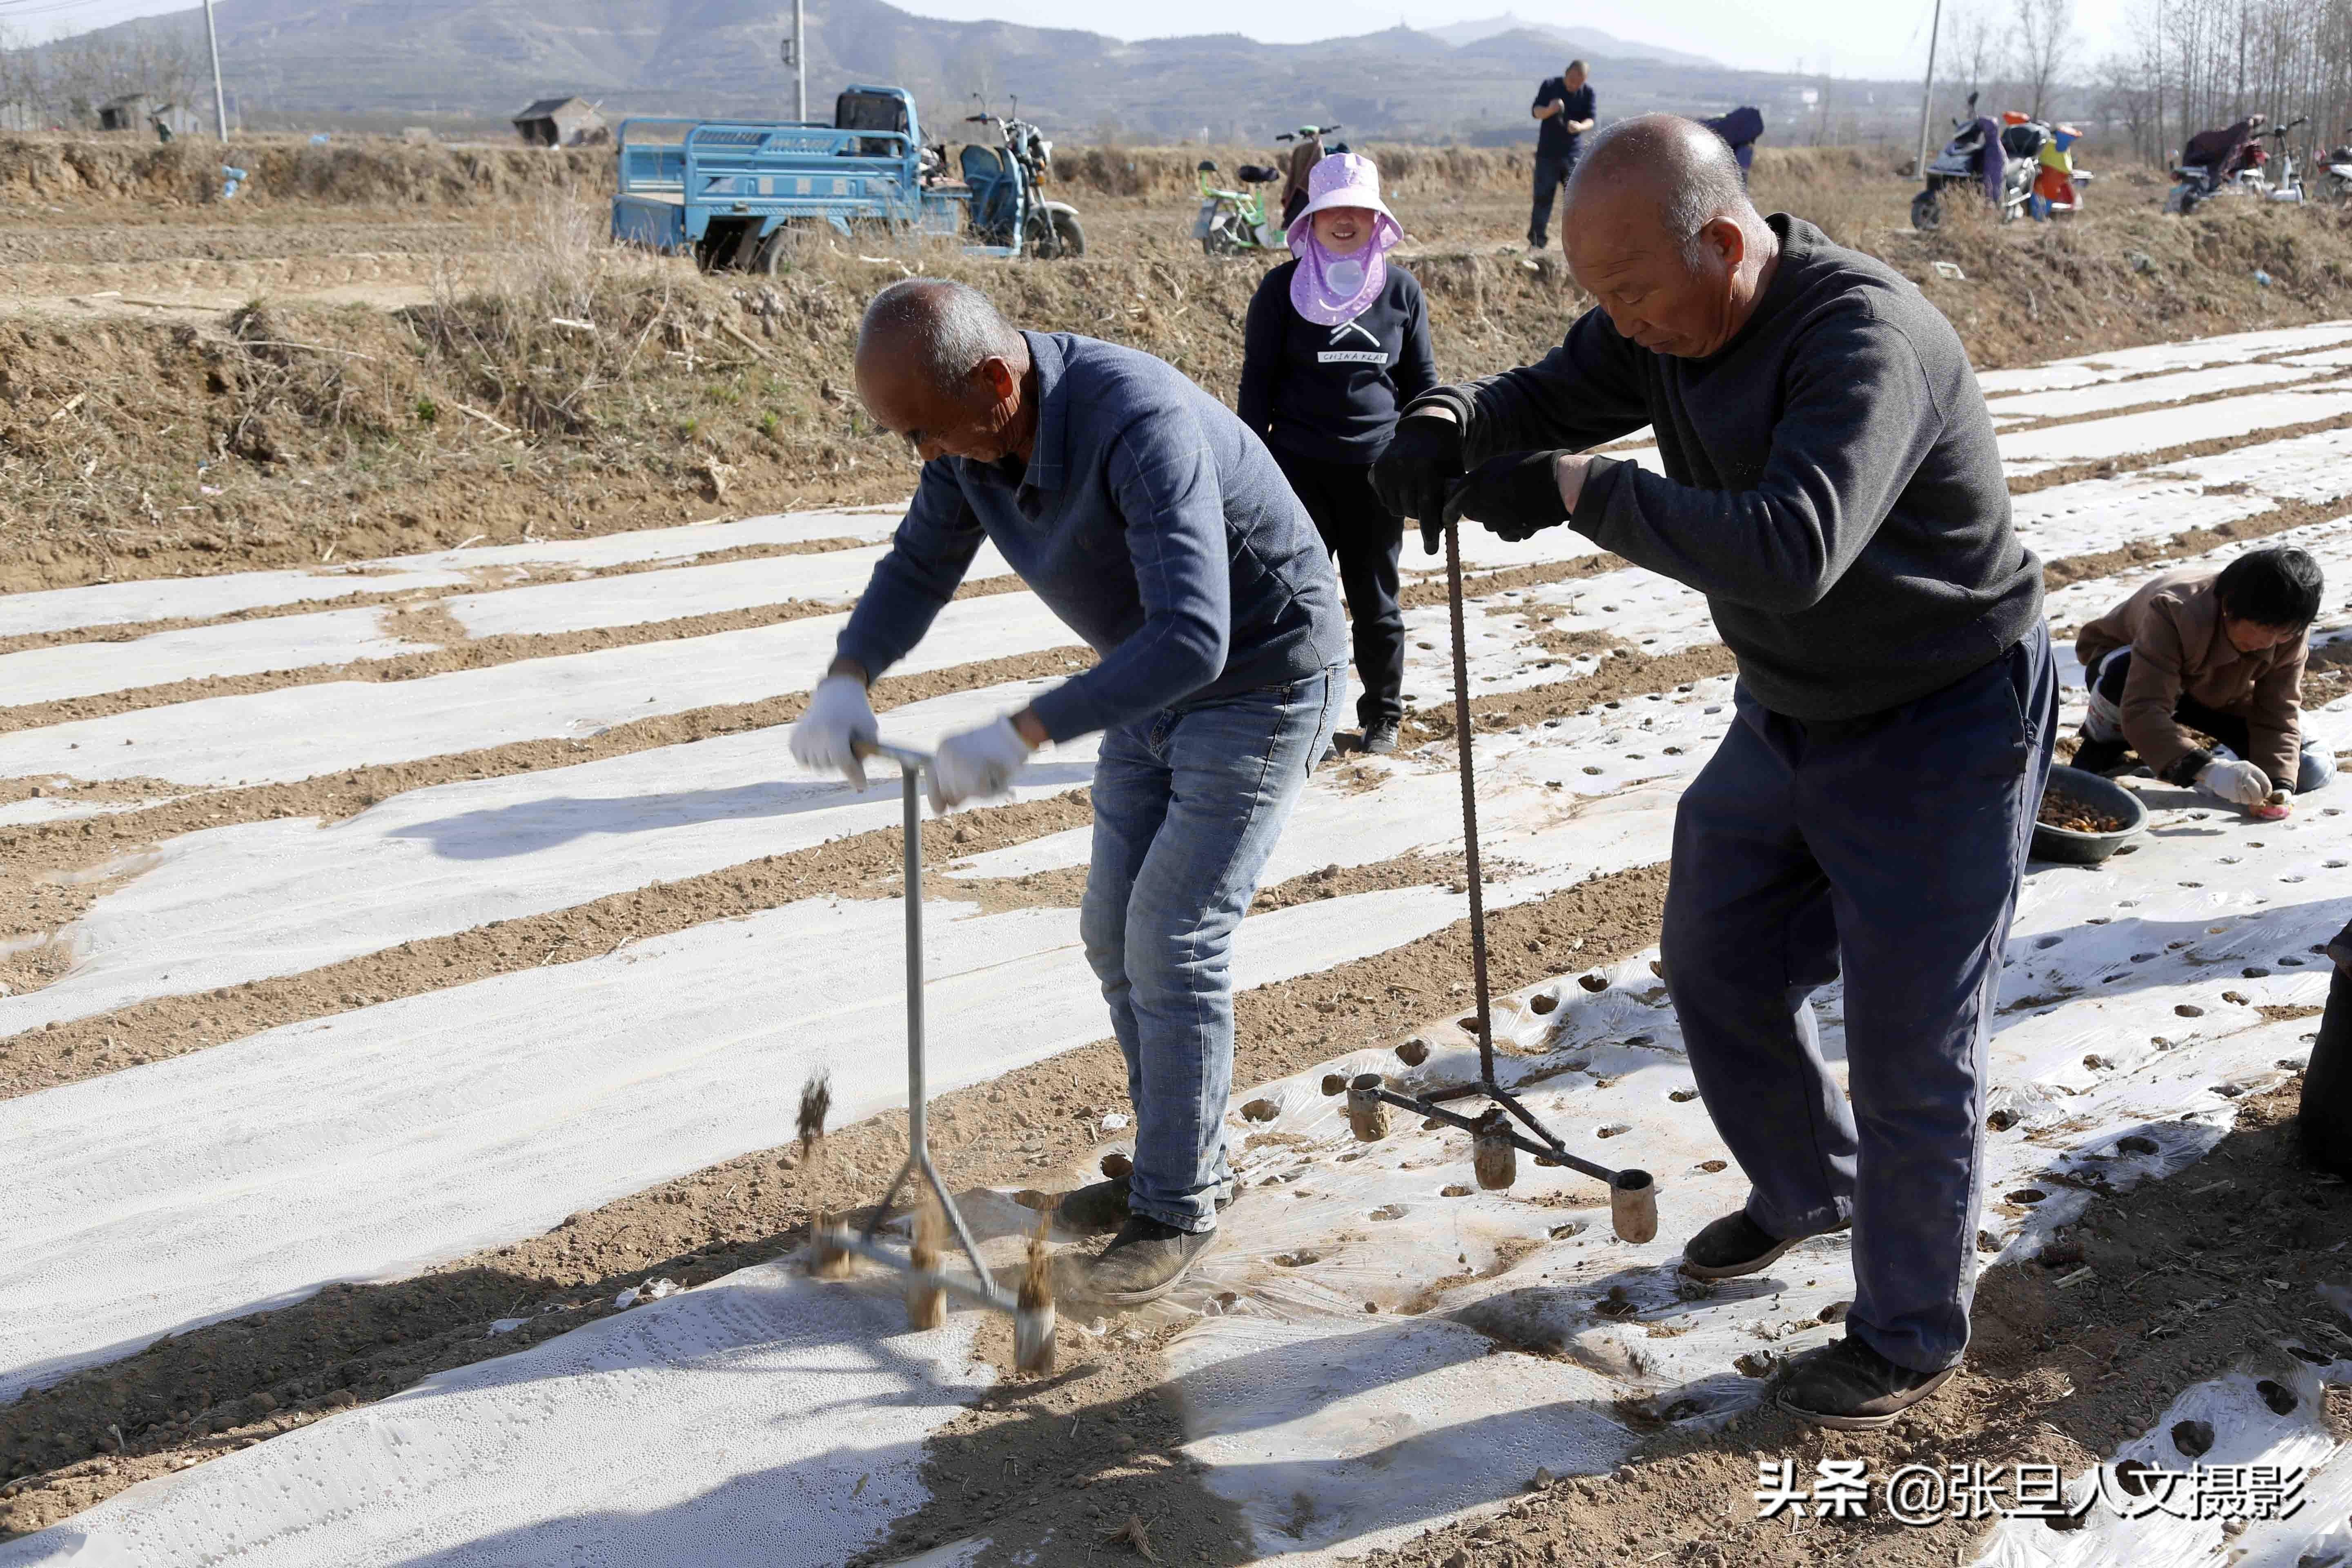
left=1334, top=517, right=1658, bottom=1244
left=809, top=738, right=1056, bottom=1372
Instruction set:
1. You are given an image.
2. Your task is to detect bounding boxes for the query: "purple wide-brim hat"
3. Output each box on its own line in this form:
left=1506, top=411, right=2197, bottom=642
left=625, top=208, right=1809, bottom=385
left=1284, top=151, right=1403, bottom=247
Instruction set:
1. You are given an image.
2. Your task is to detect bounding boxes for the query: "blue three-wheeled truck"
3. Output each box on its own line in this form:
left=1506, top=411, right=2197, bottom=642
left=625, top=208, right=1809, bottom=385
left=611, top=85, right=1084, bottom=270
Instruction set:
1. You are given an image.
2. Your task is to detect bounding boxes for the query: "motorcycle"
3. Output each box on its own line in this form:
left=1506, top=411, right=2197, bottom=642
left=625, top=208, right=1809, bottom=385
left=1194, top=158, right=1286, bottom=255
left=2167, top=114, right=2306, bottom=213
left=960, top=99, right=1086, bottom=258
left=1195, top=122, right=1344, bottom=256
left=2321, top=131, right=2352, bottom=200
left=1911, top=93, right=2042, bottom=229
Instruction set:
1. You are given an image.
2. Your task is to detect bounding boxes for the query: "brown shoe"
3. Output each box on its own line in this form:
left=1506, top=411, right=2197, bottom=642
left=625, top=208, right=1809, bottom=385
left=1053, top=1179, right=1131, bottom=1236
left=1679, top=1210, right=1846, bottom=1281
left=1053, top=1179, right=1236, bottom=1237
left=1082, top=1215, right=1219, bottom=1306
left=1777, top=1334, right=1958, bottom=1430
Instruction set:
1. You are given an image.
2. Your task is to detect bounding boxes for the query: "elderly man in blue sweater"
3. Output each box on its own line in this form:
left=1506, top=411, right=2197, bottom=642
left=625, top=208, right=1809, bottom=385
left=792, top=280, right=1346, bottom=1303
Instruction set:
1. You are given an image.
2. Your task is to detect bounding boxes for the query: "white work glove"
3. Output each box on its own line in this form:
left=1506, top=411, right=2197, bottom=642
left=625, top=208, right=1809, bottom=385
left=2195, top=755, right=2271, bottom=807
left=928, top=717, right=1035, bottom=813
left=788, top=674, right=878, bottom=789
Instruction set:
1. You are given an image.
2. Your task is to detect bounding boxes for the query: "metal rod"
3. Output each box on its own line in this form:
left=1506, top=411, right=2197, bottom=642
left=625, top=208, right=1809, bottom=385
left=1492, top=1089, right=1568, bottom=1152
left=903, top=760, right=925, bottom=1156
left=861, top=1155, right=916, bottom=1242
left=202, top=0, right=229, bottom=143
left=1912, top=0, right=1945, bottom=187
left=921, top=1151, right=993, bottom=1283
left=827, top=1232, right=1016, bottom=1313
left=1443, top=516, right=1496, bottom=1085
left=1370, top=1087, right=1618, bottom=1185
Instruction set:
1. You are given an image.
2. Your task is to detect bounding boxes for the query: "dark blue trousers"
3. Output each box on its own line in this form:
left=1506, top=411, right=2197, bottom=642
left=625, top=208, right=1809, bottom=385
left=1662, top=624, right=2056, bottom=1374
left=1529, top=150, right=1578, bottom=248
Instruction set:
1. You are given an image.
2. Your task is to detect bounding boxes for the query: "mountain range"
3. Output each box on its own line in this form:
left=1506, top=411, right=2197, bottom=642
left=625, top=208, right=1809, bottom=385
left=34, top=0, right=1926, bottom=144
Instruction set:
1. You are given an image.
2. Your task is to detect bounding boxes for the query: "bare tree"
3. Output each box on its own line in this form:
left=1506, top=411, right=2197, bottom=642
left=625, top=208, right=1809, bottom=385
left=1944, top=0, right=2011, bottom=110
left=2014, top=0, right=2076, bottom=120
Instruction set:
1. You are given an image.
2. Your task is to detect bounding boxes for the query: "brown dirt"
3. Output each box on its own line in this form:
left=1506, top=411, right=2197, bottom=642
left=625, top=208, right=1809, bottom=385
left=1404, top=646, right=1742, bottom=744
left=1347, top=1078, right=2352, bottom=1568
left=941, top=848, right=1474, bottom=919
left=0, top=645, right=1093, bottom=1021
left=0, top=568, right=1022, bottom=734
left=0, top=785, right=1102, bottom=1098
left=1980, top=336, right=2352, bottom=439
left=1397, top=552, right=1628, bottom=609
left=846, top=1318, right=1258, bottom=1568
left=2011, top=412, right=2352, bottom=499
left=6, top=141, right=2351, bottom=596
left=0, top=860, right=1670, bottom=1533
left=0, top=534, right=873, bottom=662
left=2042, top=496, right=2352, bottom=596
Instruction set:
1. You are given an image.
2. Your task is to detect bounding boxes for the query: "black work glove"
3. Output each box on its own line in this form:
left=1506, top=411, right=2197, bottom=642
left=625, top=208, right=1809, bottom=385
left=1370, top=412, right=1466, bottom=556
left=1441, top=451, right=1570, bottom=542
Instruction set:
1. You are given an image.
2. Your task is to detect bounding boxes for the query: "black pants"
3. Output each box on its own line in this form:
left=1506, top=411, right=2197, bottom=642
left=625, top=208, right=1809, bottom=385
left=1529, top=149, right=1578, bottom=247
left=2089, top=648, right=2256, bottom=757
left=1274, top=448, right=1404, bottom=729
left=2304, top=922, right=2352, bottom=1176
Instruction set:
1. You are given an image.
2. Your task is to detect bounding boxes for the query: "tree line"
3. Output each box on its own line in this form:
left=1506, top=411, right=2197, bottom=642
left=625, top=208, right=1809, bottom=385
left=1925, top=0, right=2352, bottom=167
left=0, top=20, right=203, bottom=131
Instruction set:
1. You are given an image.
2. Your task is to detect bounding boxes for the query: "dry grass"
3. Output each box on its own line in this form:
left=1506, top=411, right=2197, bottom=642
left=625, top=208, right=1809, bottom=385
left=2, top=142, right=2350, bottom=591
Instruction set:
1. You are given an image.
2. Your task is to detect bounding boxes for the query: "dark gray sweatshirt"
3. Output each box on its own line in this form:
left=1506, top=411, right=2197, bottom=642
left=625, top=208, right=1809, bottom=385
left=1459, top=214, right=2043, bottom=722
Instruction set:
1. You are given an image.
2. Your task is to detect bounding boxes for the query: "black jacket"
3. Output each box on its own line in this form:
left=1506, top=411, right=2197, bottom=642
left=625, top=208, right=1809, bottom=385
left=1238, top=259, right=1439, bottom=466
left=1454, top=214, right=2042, bottom=721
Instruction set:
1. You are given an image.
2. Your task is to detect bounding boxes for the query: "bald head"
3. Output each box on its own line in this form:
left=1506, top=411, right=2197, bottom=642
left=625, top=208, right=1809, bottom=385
left=857, top=278, right=1026, bottom=396
left=1566, top=114, right=1757, bottom=263
left=1555, top=114, right=1778, bottom=359
left=854, top=279, right=1036, bottom=466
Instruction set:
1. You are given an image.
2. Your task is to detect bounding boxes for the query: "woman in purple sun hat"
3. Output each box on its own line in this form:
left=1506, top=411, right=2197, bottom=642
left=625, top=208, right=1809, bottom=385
left=1238, top=150, right=1437, bottom=758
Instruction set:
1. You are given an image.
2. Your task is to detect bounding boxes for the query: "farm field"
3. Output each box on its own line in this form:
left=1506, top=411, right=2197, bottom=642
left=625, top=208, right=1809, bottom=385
left=0, top=315, right=2349, bottom=1567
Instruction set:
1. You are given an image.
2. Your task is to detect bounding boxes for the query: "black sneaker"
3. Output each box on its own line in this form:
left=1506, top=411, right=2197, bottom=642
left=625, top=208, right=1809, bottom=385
left=1082, top=1215, right=1218, bottom=1305
left=1363, top=718, right=1401, bottom=756
left=1054, top=1179, right=1130, bottom=1236
left=1678, top=1209, right=1846, bottom=1281
left=2071, top=734, right=2129, bottom=775
left=1777, top=1334, right=1959, bottom=1430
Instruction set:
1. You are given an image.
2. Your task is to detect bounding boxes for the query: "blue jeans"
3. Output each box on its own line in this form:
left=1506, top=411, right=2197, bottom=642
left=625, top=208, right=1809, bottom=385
left=1080, top=664, right=1344, bottom=1232
left=1661, top=625, right=2056, bottom=1374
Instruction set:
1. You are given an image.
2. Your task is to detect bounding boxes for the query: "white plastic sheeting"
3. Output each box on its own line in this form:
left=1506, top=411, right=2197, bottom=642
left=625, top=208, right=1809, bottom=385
left=0, top=1267, right=989, bottom=1568
left=0, top=509, right=902, bottom=639
left=0, top=590, right=1079, bottom=788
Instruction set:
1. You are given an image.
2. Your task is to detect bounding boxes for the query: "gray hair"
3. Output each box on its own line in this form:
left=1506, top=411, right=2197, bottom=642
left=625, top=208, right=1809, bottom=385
left=1567, top=114, right=1756, bottom=266
left=858, top=278, right=1023, bottom=394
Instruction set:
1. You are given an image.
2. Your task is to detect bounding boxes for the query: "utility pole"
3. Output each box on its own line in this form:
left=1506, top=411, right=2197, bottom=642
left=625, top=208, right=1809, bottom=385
left=202, top=0, right=229, bottom=140
left=783, top=0, right=807, bottom=122
left=1913, top=0, right=1944, bottom=180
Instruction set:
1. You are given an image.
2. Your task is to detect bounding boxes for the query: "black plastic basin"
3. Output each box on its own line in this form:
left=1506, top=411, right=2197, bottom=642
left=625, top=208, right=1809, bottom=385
left=2031, top=764, right=2148, bottom=865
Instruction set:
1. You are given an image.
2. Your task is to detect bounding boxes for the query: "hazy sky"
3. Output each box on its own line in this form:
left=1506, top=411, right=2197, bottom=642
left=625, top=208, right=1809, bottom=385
left=4, top=0, right=2133, bottom=82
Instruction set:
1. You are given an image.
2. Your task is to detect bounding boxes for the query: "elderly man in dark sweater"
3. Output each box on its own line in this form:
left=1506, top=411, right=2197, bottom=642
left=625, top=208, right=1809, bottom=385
left=1374, top=116, right=2054, bottom=1428
left=792, top=281, right=1346, bottom=1305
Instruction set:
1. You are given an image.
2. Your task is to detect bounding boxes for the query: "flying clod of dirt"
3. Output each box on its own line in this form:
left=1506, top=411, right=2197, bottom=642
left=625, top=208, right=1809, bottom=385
left=796, top=1072, right=832, bottom=1156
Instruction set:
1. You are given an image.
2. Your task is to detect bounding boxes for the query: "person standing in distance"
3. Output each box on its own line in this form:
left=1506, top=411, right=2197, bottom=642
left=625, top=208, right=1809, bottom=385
left=1374, top=116, right=2054, bottom=1429
left=1238, top=153, right=1436, bottom=758
left=1529, top=59, right=1596, bottom=250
